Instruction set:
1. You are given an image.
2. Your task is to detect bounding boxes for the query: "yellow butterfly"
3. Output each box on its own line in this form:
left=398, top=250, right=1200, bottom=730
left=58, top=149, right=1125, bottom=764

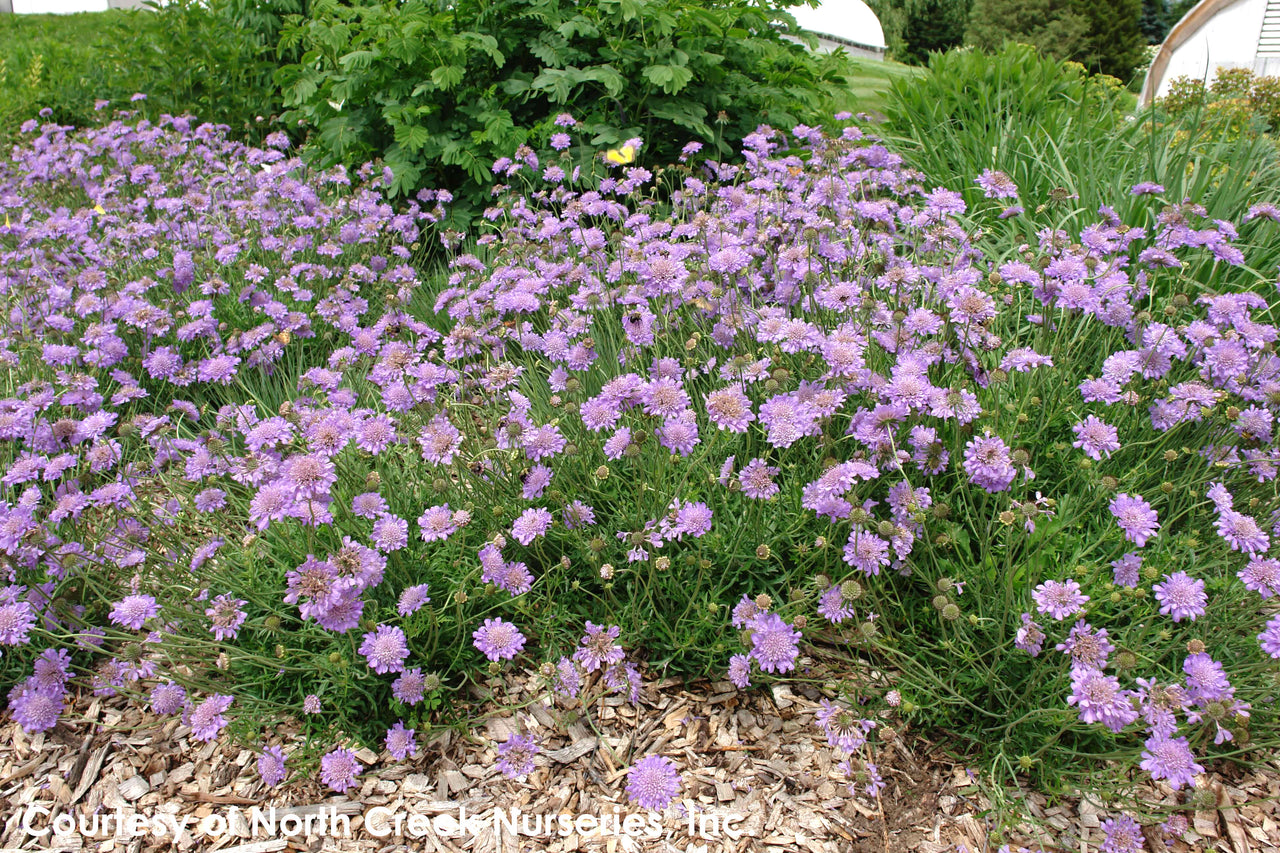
left=604, top=144, right=636, bottom=166
left=92, top=204, right=106, bottom=215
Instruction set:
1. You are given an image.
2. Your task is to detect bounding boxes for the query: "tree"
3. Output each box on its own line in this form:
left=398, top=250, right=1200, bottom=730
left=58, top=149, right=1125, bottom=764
left=1139, top=0, right=1172, bottom=44
left=966, top=0, right=1091, bottom=62
left=1071, top=0, right=1147, bottom=81
left=866, top=0, right=970, bottom=65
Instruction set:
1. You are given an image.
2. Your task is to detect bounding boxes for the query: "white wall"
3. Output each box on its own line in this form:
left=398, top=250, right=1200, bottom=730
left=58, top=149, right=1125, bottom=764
left=1157, top=0, right=1268, bottom=98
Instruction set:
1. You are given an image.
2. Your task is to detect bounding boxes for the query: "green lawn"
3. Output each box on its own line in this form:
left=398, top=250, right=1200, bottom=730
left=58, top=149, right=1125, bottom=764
left=834, top=55, right=924, bottom=117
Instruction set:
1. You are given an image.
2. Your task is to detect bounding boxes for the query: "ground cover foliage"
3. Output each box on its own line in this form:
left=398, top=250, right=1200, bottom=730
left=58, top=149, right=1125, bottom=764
left=2, top=38, right=1280, bottom=840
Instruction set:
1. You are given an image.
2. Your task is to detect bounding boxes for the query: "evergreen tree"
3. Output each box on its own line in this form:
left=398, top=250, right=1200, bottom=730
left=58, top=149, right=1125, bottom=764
left=899, top=0, right=971, bottom=65
left=866, top=0, right=971, bottom=65
left=1071, top=0, right=1146, bottom=81
left=966, top=0, right=1091, bottom=62
left=1139, top=0, right=1171, bottom=44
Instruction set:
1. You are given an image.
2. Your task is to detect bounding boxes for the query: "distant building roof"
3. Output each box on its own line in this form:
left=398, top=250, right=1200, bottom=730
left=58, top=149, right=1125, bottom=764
left=789, top=0, right=887, bottom=52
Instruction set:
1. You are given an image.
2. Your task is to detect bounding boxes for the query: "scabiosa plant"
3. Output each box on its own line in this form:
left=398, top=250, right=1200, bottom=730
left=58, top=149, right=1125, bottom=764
left=2, top=106, right=1279, bottom=813
left=258, top=746, right=287, bottom=787
left=320, top=747, right=361, bottom=794
left=1152, top=572, right=1207, bottom=622
left=360, top=624, right=410, bottom=674
left=473, top=619, right=526, bottom=662
left=384, top=722, right=417, bottom=760
left=496, top=733, right=539, bottom=779
left=625, top=754, right=681, bottom=811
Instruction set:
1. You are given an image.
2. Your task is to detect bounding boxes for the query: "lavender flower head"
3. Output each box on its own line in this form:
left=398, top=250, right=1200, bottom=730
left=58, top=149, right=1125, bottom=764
left=749, top=612, right=801, bottom=673
left=473, top=618, right=526, bottom=661
left=109, top=594, right=159, bottom=630
left=320, top=746, right=361, bottom=793
left=1139, top=735, right=1203, bottom=789
left=360, top=624, right=410, bottom=674
left=496, top=732, right=539, bottom=779
left=573, top=622, right=625, bottom=672
left=1100, top=815, right=1144, bottom=853
left=385, top=721, right=417, bottom=760
left=1152, top=571, right=1207, bottom=622
left=1032, top=579, right=1089, bottom=621
left=258, top=746, right=287, bottom=787
left=184, top=694, right=234, bottom=743
left=1109, top=493, right=1160, bottom=547
left=626, top=754, right=681, bottom=811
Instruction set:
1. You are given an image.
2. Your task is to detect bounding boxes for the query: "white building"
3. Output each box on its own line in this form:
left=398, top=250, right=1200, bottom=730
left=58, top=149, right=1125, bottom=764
left=786, top=0, right=886, bottom=61
left=1141, top=0, right=1280, bottom=105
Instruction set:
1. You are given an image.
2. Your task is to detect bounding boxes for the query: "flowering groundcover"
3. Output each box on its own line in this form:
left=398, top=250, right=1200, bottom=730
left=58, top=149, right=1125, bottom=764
left=2, top=108, right=1280, bottom=825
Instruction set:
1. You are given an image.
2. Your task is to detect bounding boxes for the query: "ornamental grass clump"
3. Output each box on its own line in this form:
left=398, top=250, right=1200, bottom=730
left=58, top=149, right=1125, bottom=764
left=1, top=105, right=1279, bottom=816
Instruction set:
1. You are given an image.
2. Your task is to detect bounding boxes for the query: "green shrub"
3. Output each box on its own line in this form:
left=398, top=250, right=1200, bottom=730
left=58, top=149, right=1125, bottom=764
left=1159, top=68, right=1280, bottom=136
left=274, top=0, right=848, bottom=220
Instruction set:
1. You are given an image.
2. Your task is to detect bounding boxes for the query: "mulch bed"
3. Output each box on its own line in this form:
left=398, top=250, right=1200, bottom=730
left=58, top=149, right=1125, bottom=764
left=3, top=674, right=1279, bottom=852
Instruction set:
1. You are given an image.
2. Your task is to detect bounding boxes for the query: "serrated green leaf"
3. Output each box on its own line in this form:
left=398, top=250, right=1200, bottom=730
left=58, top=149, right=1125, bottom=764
left=430, top=64, right=464, bottom=90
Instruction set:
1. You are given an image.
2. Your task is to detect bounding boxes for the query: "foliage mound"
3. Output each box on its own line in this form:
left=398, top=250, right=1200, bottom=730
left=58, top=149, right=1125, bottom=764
left=273, top=0, right=847, bottom=219
left=1, top=99, right=1280, bottom=827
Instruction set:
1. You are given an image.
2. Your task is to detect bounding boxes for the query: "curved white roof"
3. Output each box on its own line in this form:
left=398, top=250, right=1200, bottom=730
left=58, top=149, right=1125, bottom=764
left=789, top=0, right=887, bottom=50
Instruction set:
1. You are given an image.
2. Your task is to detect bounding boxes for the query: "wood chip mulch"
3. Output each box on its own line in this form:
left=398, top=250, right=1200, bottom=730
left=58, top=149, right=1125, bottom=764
left=3, top=673, right=1280, bottom=853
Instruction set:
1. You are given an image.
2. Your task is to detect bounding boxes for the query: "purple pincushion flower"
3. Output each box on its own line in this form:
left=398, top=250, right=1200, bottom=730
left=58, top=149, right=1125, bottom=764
left=1109, top=493, right=1159, bottom=547
left=320, top=746, right=361, bottom=793
left=573, top=622, right=625, bottom=672
left=1259, top=615, right=1280, bottom=657
left=397, top=584, right=431, bottom=616
left=749, top=612, right=801, bottom=673
left=184, top=694, right=234, bottom=742
left=385, top=721, right=417, bottom=760
left=1153, top=571, right=1207, bottom=622
left=0, top=592, right=36, bottom=646
left=1139, top=735, right=1203, bottom=789
left=1111, top=553, right=1141, bottom=588
left=728, top=653, right=752, bottom=689
left=496, top=733, right=539, bottom=779
left=473, top=618, right=526, bottom=661
left=962, top=432, right=1016, bottom=493
left=626, top=754, right=681, bottom=811
left=258, top=746, right=287, bottom=787
left=1071, top=416, right=1121, bottom=460
left=360, top=624, right=410, bottom=674
left=10, top=687, right=64, bottom=733
left=1068, top=667, right=1139, bottom=732
left=205, top=594, right=248, bottom=641
left=1100, top=815, right=1145, bottom=853
left=1015, top=613, right=1045, bottom=656
left=738, top=458, right=780, bottom=499
left=511, top=507, right=552, bottom=546
left=1032, top=579, right=1089, bottom=621
left=150, top=681, right=187, bottom=715
left=109, top=594, right=159, bottom=630
left=392, top=668, right=427, bottom=704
